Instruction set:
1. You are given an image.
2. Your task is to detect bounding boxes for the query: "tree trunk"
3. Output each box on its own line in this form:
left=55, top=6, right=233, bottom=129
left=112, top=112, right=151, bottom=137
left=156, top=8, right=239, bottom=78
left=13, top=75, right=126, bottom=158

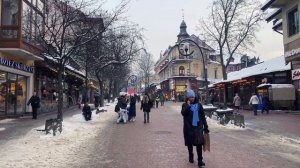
left=113, top=80, right=119, bottom=100
left=57, top=65, right=64, bottom=121
left=108, top=78, right=113, bottom=103
left=99, top=81, right=104, bottom=107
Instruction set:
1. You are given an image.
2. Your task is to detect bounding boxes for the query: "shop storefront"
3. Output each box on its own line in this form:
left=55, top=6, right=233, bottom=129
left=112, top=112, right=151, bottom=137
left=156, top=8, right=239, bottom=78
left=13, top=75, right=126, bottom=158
left=0, top=55, right=34, bottom=116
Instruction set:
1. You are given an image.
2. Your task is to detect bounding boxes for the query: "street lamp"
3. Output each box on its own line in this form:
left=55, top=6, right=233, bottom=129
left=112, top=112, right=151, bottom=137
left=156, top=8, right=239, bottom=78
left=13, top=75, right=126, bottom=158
left=127, top=75, right=138, bottom=93
left=176, top=38, right=209, bottom=104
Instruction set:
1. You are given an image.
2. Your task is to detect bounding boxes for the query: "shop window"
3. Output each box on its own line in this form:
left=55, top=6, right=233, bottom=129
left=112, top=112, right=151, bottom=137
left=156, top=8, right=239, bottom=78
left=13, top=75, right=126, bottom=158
left=288, top=7, right=299, bottom=36
left=0, top=71, right=7, bottom=113
left=1, top=0, right=19, bottom=26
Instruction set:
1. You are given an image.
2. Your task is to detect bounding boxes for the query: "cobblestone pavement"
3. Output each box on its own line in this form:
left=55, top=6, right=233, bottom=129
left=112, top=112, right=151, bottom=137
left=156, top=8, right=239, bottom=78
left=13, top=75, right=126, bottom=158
left=1, top=102, right=300, bottom=168
left=82, top=101, right=300, bottom=168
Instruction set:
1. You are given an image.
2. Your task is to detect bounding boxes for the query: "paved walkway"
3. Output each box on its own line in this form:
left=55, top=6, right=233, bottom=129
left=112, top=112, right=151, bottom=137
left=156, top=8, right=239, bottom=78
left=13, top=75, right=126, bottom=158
left=0, top=102, right=299, bottom=168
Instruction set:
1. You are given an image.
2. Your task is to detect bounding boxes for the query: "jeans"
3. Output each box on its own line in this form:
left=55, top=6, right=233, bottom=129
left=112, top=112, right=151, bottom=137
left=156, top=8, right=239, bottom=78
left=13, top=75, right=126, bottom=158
left=144, top=112, right=149, bottom=123
left=252, top=104, right=258, bottom=115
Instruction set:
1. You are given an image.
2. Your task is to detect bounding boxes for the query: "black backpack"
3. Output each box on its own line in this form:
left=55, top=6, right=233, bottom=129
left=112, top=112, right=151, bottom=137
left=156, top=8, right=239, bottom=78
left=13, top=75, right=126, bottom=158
left=114, top=104, right=120, bottom=112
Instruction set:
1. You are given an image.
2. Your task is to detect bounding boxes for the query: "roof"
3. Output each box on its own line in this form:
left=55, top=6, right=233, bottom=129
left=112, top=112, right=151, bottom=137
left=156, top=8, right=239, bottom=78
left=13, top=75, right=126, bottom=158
left=261, top=0, right=276, bottom=11
left=257, top=84, right=294, bottom=88
left=223, top=56, right=290, bottom=83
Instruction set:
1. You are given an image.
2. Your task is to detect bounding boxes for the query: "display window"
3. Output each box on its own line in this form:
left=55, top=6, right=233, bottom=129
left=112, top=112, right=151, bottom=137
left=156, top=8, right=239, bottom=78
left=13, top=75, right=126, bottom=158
left=0, top=70, right=28, bottom=116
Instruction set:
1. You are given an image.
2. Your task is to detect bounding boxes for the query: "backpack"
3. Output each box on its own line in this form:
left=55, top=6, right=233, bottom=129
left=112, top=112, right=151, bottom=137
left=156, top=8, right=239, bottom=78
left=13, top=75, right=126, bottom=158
left=114, top=104, right=120, bottom=112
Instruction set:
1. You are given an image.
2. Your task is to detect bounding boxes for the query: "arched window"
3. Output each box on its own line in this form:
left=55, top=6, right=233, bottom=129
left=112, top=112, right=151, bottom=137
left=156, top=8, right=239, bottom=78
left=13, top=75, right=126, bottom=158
left=179, top=66, right=185, bottom=76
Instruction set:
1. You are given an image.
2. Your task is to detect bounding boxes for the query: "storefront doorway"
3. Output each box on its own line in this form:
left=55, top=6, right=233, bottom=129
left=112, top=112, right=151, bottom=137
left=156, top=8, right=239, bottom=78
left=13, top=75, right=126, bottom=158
left=0, top=71, right=27, bottom=116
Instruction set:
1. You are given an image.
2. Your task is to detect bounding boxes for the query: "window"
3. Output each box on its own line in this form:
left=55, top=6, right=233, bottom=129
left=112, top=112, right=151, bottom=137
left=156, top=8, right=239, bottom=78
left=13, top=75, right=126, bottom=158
left=21, top=0, right=44, bottom=43
left=179, top=66, right=185, bottom=76
left=214, top=69, right=218, bottom=79
left=2, top=0, right=19, bottom=26
left=288, top=7, right=299, bottom=36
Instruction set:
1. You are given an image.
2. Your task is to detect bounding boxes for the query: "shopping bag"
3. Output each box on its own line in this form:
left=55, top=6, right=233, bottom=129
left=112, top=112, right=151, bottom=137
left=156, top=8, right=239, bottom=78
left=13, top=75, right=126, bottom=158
left=203, top=133, right=210, bottom=152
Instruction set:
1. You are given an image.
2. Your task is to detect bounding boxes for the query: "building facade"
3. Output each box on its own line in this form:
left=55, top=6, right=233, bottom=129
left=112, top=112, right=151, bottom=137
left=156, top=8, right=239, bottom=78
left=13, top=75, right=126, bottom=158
left=0, top=0, right=86, bottom=117
left=154, top=20, right=223, bottom=101
left=262, top=0, right=300, bottom=109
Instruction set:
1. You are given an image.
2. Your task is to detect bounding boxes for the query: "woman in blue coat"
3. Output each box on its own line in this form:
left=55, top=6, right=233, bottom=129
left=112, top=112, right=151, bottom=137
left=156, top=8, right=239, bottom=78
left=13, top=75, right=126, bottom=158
left=181, top=90, right=209, bottom=167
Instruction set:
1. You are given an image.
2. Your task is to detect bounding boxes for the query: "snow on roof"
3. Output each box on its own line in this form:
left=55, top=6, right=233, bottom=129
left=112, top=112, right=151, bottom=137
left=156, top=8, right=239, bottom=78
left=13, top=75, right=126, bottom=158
left=257, top=84, right=294, bottom=88
left=209, top=60, right=221, bottom=64
left=44, top=54, right=85, bottom=77
left=224, top=56, right=290, bottom=82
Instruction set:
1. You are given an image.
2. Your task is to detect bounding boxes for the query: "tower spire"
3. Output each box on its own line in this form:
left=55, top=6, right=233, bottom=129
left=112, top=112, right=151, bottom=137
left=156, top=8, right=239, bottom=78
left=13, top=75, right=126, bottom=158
left=182, top=9, right=184, bottom=20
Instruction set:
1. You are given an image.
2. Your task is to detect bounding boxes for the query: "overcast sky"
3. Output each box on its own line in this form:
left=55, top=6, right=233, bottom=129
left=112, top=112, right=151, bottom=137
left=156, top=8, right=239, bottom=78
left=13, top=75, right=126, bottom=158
left=104, top=0, right=283, bottom=62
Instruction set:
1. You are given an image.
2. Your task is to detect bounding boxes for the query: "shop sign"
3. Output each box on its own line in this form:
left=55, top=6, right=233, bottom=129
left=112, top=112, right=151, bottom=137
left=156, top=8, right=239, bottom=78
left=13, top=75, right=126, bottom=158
left=176, top=85, right=186, bottom=92
left=292, top=69, right=300, bottom=80
left=0, top=57, right=34, bottom=73
left=285, top=48, right=300, bottom=58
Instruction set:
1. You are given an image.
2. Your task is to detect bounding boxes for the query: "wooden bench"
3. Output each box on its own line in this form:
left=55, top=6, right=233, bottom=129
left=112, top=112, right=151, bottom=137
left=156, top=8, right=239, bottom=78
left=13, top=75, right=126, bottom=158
left=203, top=105, right=218, bottom=118
left=214, top=108, right=234, bottom=125
left=231, top=113, right=245, bottom=128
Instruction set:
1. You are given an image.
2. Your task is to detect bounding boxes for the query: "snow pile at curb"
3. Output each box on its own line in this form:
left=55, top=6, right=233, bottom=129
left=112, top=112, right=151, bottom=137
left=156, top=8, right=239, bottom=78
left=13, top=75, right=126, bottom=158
left=0, top=103, right=117, bottom=167
left=206, top=117, right=247, bottom=130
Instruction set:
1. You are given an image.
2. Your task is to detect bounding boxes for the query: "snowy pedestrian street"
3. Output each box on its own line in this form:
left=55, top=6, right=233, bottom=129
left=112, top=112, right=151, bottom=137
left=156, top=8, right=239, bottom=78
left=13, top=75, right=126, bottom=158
left=1, top=102, right=300, bottom=168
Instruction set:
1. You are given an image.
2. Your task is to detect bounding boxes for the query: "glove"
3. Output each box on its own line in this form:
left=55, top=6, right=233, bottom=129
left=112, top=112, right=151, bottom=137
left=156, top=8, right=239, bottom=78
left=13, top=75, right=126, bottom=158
left=204, top=129, right=210, bottom=134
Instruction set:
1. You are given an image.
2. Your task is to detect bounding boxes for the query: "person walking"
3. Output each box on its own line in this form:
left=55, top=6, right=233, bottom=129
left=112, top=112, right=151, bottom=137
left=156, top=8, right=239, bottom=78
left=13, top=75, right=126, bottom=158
left=249, top=93, right=259, bottom=116
left=82, top=103, right=92, bottom=121
left=128, top=94, right=137, bottom=122
left=160, top=93, right=165, bottom=106
left=261, top=94, right=270, bottom=114
left=233, top=93, right=241, bottom=112
left=181, top=90, right=209, bottom=167
left=155, top=96, right=160, bottom=108
left=141, top=95, right=151, bottom=124
left=117, top=93, right=128, bottom=123
left=27, top=91, right=40, bottom=120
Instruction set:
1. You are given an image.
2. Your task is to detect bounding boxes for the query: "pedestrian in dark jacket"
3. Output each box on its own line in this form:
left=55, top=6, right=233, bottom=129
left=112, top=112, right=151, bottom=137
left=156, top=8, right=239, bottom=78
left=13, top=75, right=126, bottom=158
left=261, top=95, right=270, bottom=114
left=128, top=95, right=137, bottom=122
left=117, top=93, right=129, bottom=123
left=27, top=91, right=40, bottom=119
left=140, top=95, right=151, bottom=124
left=181, top=89, right=209, bottom=167
left=82, top=103, right=92, bottom=121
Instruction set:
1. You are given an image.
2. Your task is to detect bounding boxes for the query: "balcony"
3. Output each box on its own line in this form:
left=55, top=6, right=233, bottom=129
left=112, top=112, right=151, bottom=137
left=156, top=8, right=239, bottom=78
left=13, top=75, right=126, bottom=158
left=0, top=0, right=43, bottom=61
left=172, top=73, right=197, bottom=78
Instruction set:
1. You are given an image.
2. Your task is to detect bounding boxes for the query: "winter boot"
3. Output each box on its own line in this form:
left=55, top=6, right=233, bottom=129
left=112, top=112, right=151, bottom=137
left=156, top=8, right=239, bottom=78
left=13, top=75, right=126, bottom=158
left=189, top=154, right=194, bottom=163
left=198, top=160, right=205, bottom=167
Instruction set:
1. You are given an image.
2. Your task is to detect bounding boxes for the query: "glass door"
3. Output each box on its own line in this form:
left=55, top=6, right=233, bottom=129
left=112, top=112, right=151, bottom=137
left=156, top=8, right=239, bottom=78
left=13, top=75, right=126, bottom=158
left=0, top=71, right=6, bottom=115
left=16, top=75, right=27, bottom=114
left=7, top=73, right=17, bottom=115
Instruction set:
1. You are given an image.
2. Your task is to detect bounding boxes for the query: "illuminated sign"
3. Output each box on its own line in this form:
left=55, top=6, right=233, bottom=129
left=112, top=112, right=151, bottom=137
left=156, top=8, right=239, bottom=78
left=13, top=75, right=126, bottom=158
left=0, top=57, right=34, bottom=73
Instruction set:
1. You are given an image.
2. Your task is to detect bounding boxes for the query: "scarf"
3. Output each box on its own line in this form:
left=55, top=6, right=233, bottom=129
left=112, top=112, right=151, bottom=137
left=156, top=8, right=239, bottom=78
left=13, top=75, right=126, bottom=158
left=191, top=103, right=199, bottom=126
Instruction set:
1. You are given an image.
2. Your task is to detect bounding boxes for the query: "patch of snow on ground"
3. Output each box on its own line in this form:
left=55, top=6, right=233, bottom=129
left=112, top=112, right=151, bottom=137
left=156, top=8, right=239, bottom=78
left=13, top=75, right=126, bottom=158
left=206, top=117, right=247, bottom=130
left=0, top=119, right=16, bottom=124
left=0, top=127, right=5, bottom=131
left=0, top=104, right=117, bottom=168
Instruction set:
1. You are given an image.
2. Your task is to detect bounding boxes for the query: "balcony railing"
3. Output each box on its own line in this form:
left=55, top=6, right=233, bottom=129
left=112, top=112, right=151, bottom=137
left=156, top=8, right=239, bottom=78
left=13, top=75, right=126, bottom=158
left=172, top=73, right=197, bottom=77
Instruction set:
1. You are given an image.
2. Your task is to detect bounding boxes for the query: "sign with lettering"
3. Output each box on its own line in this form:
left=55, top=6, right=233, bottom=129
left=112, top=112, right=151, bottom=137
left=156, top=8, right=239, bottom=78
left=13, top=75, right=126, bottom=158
left=285, top=48, right=300, bottom=58
left=0, top=57, right=34, bottom=73
left=292, top=69, right=300, bottom=80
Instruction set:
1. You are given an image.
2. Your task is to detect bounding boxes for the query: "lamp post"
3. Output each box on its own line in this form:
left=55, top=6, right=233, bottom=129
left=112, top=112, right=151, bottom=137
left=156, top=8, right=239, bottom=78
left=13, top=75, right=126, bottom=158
left=176, top=38, right=209, bottom=104
left=127, top=75, right=138, bottom=94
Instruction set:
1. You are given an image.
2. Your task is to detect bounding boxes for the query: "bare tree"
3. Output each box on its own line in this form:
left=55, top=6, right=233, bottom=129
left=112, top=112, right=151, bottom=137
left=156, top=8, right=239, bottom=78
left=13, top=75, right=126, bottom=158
left=198, top=0, right=263, bottom=104
left=89, top=25, right=144, bottom=107
left=199, top=0, right=264, bottom=80
left=136, top=51, right=155, bottom=91
left=33, top=0, right=130, bottom=121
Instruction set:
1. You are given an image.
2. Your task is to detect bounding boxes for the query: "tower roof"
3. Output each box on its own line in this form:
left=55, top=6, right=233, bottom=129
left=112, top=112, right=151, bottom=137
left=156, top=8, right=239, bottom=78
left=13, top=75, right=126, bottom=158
left=177, top=20, right=189, bottom=41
